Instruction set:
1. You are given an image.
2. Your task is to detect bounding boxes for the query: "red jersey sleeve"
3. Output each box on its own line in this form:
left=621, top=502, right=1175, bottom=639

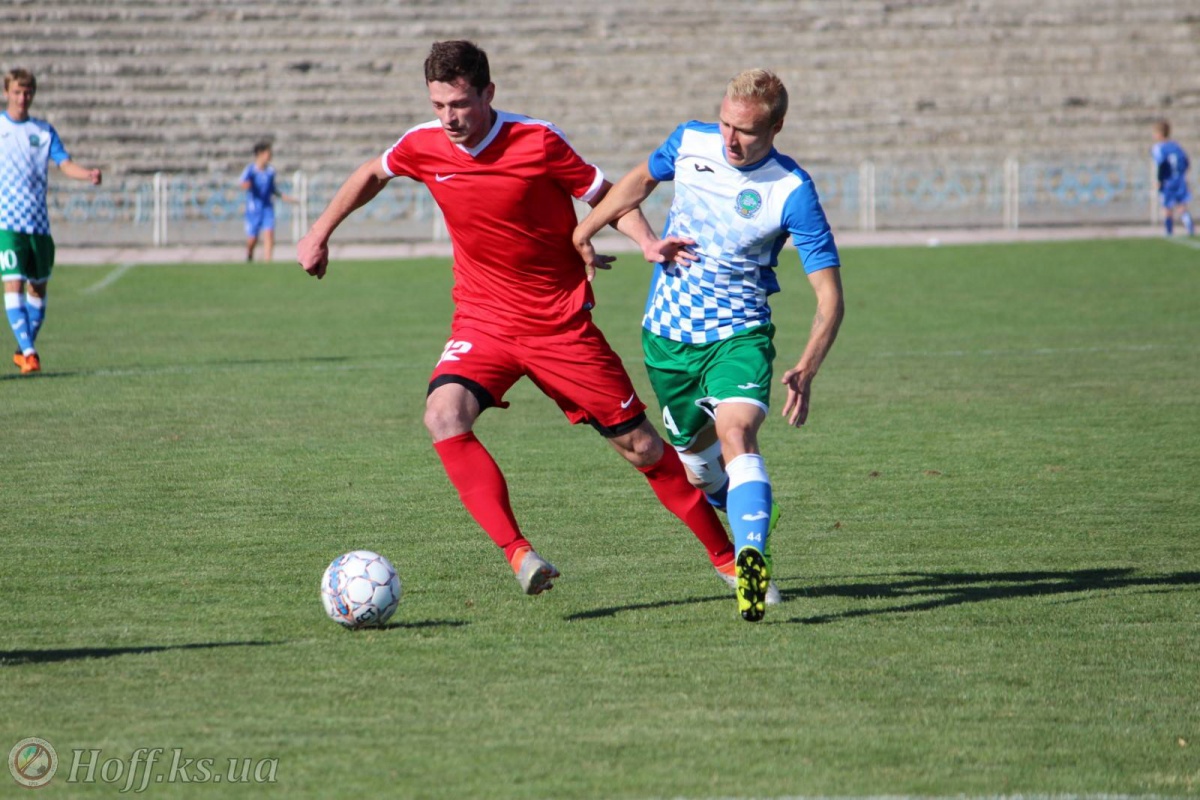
left=541, top=126, right=605, bottom=203
left=381, top=123, right=437, bottom=181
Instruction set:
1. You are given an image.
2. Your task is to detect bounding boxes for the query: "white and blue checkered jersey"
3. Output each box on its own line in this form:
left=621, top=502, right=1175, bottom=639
left=0, top=112, right=69, bottom=235
left=644, top=121, right=839, bottom=344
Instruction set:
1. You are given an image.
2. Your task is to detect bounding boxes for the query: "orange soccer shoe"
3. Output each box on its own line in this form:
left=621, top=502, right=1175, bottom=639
left=13, top=351, right=41, bottom=374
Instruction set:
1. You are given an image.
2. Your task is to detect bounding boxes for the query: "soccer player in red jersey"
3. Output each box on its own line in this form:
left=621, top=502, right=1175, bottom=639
left=297, top=40, right=737, bottom=599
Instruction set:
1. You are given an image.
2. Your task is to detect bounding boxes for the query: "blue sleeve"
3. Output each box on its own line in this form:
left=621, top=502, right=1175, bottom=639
left=240, top=165, right=253, bottom=183
left=47, top=125, right=70, bottom=165
left=782, top=179, right=840, bottom=274
left=647, top=123, right=689, bottom=182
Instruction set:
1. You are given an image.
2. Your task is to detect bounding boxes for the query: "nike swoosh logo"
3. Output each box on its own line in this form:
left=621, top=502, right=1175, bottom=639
left=435, top=173, right=457, bottom=182
left=742, top=511, right=770, bottom=522
left=737, top=382, right=760, bottom=390
left=694, top=164, right=714, bottom=173
left=620, top=393, right=636, bottom=409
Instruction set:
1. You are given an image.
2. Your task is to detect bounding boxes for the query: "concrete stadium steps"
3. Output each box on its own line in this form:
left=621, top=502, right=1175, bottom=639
left=4, top=0, right=1198, bottom=178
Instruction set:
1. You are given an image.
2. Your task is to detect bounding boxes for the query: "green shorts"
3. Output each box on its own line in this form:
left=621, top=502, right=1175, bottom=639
left=642, top=323, right=776, bottom=448
left=0, top=229, right=55, bottom=283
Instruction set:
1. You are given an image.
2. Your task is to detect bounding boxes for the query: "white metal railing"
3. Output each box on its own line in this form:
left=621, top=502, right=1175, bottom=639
left=46, top=157, right=1161, bottom=248
left=1003, top=157, right=1020, bottom=230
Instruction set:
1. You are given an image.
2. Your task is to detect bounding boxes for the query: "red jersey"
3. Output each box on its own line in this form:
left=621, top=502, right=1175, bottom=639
left=382, top=111, right=606, bottom=336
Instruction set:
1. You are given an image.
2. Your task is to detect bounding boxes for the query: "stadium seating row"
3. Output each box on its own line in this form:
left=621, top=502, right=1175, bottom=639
left=5, top=0, right=1198, bottom=183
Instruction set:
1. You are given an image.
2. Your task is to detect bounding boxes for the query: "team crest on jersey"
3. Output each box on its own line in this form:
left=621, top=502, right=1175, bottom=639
left=28, top=135, right=40, bottom=148
left=735, top=189, right=762, bottom=219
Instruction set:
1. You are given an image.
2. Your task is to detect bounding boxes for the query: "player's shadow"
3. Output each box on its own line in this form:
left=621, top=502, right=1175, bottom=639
left=0, top=640, right=282, bottom=666
left=781, top=568, right=1200, bottom=625
left=565, top=594, right=730, bottom=621
left=563, top=568, right=1200, bottom=623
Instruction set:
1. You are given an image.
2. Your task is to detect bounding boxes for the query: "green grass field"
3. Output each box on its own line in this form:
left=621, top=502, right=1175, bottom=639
left=3, top=238, right=1198, bottom=798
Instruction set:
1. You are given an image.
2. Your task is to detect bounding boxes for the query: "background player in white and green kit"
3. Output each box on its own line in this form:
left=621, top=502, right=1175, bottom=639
left=574, top=69, right=844, bottom=621
left=1, top=68, right=102, bottom=374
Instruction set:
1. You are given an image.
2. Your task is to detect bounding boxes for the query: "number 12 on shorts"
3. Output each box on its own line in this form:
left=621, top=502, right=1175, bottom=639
left=437, top=340, right=473, bottom=365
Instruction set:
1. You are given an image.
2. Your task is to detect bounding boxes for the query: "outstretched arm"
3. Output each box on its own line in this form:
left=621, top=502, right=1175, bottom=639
left=780, top=267, right=845, bottom=427
left=59, top=160, right=101, bottom=186
left=574, top=161, right=696, bottom=279
left=297, top=158, right=392, bottom=279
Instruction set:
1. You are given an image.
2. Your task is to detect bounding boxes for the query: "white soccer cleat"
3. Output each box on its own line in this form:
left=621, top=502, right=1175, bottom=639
left=511, top=547, right=560, bottom=595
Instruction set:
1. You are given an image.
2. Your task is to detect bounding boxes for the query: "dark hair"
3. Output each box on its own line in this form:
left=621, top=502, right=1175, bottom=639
left=253, top=140, right=273, bottom=156
left=424, top=40, right=490, bottom=90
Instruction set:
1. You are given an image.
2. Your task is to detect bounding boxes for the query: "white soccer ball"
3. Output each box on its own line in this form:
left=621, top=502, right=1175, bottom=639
left=320, top=550, right=402, bottom=629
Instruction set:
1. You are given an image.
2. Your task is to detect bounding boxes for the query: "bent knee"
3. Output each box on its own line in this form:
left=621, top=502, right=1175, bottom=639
left=423, top=390, right=479, bottom=441
left=611, top=422, right=664, bottom=467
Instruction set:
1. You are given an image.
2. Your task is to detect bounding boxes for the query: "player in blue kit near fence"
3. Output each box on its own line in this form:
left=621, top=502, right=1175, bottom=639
left=1151, top=119, right=1194, bottom=237
left=573, top=69, right=844, bottom=621
left=1, top=68, right=102, bottom=374
left=240, top=141, right=294, bottom=262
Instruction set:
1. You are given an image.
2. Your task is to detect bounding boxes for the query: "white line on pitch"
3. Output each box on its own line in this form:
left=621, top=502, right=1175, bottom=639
left=77, top=359, right=423, bottom=379
left=83, top=262, right=136, bottom=294
left=1164, top=236, right=1200, bottom=250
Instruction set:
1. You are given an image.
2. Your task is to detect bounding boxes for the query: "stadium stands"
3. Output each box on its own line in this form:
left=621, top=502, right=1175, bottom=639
left=6, top=0, right=1199, bottom=179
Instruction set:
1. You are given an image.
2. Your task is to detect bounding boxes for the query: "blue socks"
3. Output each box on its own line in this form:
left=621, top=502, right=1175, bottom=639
left=5, top=292, right=34, bottom=355
left=705, top=477, right=729, bottom=511
left=726, top=453, right=773, bottom=554
left=1165, top=214, right=1196, bottom=236
left=26, top=294, right=45, bottom=343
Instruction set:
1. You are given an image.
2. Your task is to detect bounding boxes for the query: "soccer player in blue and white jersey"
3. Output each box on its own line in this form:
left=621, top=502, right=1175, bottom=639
left=240, top=141, right=293, bottom=262
left=1, top=68, right=102, bottom=374
left=1151, top=120, right=1194, bottom=237
left=573, top=69, right=844, bottom=621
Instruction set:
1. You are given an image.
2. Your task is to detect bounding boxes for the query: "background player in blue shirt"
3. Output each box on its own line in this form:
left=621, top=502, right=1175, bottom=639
left=1150, top=119, right=1193, bottom=237
left=573, top=69, right=844, bottom=621
left=240, top=141, right=293, bottom=262
left=2, top=68, right=102, bottom=374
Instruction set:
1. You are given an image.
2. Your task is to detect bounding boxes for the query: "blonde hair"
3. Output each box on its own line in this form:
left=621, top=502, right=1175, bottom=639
left=726, top=69, right=788, bottom=126
left=4, top=68, right=36, bottom=93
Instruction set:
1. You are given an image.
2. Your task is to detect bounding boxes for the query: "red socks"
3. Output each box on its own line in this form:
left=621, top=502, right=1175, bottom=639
left=433, top=432, right=529, bottom=563
left=637, top=445, right=735, bottom=566
left=435, top=431, right=734, bottom=568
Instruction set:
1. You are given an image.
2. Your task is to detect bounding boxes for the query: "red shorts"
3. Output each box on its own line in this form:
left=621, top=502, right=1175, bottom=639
left=429, top=319, right=647, bottom=434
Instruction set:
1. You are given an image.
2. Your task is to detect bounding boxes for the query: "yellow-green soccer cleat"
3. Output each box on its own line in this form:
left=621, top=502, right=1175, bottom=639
left=736, top=547, right=770, bottom=622
left=714, top=558, right=781, bottom=606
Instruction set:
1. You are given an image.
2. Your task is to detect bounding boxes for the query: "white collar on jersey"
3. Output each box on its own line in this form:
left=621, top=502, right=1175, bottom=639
left=457, top=110, right=511, bottom=158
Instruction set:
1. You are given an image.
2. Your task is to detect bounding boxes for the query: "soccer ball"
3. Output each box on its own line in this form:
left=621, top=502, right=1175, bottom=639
left=320, top=550, right=401, bottom=629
